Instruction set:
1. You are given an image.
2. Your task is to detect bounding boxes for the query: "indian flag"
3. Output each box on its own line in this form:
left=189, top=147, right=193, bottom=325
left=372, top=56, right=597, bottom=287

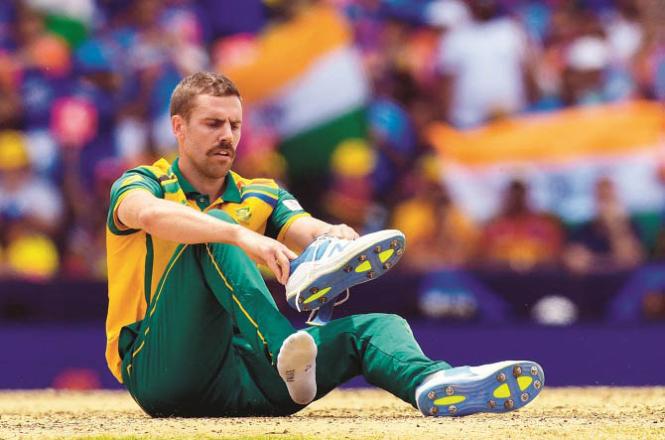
left=221, top=4, right=369, bottom=180
left=426, top=101, right=665, bottom=228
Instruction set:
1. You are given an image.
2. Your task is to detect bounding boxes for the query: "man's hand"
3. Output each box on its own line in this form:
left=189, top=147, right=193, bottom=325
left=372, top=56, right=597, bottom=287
left=235, top=227, right=298, bottom=285
left=323, top=223, right=359, bottom=240
left=282, top=217, right=360, bottom=252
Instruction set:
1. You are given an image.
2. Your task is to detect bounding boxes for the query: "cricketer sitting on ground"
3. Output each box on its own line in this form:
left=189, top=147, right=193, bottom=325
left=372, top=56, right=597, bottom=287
left=105, top=71, right=544, bottom=417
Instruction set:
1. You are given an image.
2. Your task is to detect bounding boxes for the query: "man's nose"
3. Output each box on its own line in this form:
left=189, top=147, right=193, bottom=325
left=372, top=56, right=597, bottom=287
left=219, top=123, right=233, bottom=142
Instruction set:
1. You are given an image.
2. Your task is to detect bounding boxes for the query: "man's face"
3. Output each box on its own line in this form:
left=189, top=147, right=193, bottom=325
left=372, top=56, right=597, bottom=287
left=173, top=94, right=242, bottom=179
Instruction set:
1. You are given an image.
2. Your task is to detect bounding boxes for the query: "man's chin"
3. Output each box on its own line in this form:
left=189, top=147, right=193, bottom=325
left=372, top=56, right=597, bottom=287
left=202, top=161, right=233, bottom=179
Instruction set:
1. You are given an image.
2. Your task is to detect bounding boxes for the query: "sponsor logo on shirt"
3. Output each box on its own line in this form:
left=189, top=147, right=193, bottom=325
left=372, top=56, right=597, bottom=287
left=283, top=199, right=303, bottom=211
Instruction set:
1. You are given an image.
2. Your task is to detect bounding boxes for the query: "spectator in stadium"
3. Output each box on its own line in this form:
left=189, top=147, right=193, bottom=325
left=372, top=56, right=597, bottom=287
left=54, top=38, right=122, bottom=188
left=0, top=0, right=662, bottom=281
left=367, top=65, right=420, bottom=207
left=479, top=178, right=564, bottom=271
left=604, top=0, right=644, bottom=67
left=560, top=35, right=615, bottom=107
left=563, top=176, right=644, bottom=274
left=632, top=3, right=665, bottom=101
left=434, top=0, right=535, bottom=128
left=0, top=131, right=62, bottom=280
left=0, top=245, right=6, bottom=277
left=322, top=139, right=376, bottom=232
left=0, top=65, right=20, bottom=130
left=391, top=154, right=478, bottom=271
left=111, top=0, right=198, bottom=156
left=16, top=5, right=73, bottom=132
left=60, top=150, right=121, bottom=280
left=0, top=131, right=63, bottom=236
left=0, top=2, right=21, bottom=131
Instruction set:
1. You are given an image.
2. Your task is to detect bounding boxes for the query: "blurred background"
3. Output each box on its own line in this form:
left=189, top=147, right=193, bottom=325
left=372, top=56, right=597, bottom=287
left=0, top=0, right=664, bottom=390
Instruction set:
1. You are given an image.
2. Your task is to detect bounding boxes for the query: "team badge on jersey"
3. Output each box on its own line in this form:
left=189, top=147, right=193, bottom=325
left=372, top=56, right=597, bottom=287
left=236, top=207, right=252, bottom=223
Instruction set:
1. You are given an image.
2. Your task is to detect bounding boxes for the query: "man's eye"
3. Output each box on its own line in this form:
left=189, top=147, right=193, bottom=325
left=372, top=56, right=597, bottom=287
left=231, top=123, right=240, bottom=130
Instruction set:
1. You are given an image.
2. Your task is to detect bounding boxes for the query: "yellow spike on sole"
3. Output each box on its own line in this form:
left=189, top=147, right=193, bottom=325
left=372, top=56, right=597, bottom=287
left=517, top=376, right=533, bottom=391
left=355, top=260, right=372, bottom=273
left=303, top=287, right=331, bottom=304
left=433, top=395, right=466, bottom=406
left=378, top=249, right=395, bottom=263
left=493, top=383, right=511, bottom=399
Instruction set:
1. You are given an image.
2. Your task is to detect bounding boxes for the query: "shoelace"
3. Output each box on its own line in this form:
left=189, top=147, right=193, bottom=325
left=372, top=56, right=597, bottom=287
left=304, top=234, right=350, bottom=263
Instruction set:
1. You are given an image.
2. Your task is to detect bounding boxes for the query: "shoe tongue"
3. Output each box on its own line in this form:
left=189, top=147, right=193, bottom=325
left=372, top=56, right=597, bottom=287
left=294, top=236, right=332, bottom=264
left=295, top=235, right=350, bottom=265
left=314, top=238, right=333, bottom=259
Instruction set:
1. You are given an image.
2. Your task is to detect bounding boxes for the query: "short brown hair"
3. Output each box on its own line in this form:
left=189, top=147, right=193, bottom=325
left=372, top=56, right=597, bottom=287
left=169, top=72, right=241, bottom=120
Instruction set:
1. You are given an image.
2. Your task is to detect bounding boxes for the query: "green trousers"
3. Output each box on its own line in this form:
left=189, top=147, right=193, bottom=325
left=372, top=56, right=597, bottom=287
left=119, top=210, right=449, bottom=417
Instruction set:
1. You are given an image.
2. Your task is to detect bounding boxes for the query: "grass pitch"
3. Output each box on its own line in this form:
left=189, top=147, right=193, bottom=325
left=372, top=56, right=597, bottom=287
left=0, top=387, right=663, bottom=439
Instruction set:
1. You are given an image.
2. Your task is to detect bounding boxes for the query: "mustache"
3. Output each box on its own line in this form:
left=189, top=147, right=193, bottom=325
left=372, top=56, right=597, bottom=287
left=207, top=141, right=236, bottom=157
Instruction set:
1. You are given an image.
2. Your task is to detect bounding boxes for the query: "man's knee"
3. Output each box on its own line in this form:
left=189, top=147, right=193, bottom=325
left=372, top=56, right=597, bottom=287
left=200, top=210, right=252, bottom=264
left=201, top=209, right=240, bottom=254
left=364, top=313, right=412, bottom=333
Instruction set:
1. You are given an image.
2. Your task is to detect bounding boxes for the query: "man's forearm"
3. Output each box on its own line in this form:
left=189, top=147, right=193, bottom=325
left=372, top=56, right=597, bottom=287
left=283, top=216, right=332, bottom=250
left=116, top=190, right=298, bottom=283
left=283, top=216, right=359, bottom=252
left=126, top=194, right=243, bottom=245
left=141, top=198, right=243, bottom=244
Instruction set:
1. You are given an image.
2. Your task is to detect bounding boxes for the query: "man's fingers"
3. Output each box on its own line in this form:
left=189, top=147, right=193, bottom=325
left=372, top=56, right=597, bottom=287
left=275, top=250, right=291, bottom=283
left=328, top=224, right=359, bottom=240
left=285, top=247, right=298, bottom=260
left=267, top=256, right=284, bottom=285
left=341, top=225, right=359, bottom=240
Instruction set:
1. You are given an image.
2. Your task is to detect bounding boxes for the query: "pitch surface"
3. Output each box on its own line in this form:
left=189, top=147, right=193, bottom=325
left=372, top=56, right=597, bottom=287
left=0, top=387, right=663, bottom=439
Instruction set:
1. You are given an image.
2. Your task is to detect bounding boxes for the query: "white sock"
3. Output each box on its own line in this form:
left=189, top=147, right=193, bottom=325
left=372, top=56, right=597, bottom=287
left=277, top=330, right=318, bottom=405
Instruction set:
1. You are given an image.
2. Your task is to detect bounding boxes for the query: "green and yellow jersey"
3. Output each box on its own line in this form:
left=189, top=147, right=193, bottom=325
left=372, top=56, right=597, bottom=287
left=105, top=157, right=309, bottom=383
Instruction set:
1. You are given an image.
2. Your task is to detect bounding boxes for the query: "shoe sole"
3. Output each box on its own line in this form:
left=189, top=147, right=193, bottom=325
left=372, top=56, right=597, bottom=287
left=417, top=361, right=545, bottom=417
left=286, top=230, right=406, bottom=312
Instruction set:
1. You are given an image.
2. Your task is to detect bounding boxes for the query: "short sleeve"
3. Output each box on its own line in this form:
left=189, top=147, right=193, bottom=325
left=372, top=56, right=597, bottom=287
left=265, top=187, right=310, bottom=241
left=107, top=170, right=163, bottom=235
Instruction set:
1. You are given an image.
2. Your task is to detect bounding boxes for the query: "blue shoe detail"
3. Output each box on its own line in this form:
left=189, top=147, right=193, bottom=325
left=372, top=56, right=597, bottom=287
left=285, top=229, right=406, bottom=317
left=305, top=301, right=336, bottom=326
left=416, top=361, right=545, bottom=417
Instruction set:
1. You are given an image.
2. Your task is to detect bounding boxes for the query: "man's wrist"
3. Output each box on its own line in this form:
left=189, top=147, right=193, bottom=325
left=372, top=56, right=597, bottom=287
left=223, top=223, right=244, bottom=247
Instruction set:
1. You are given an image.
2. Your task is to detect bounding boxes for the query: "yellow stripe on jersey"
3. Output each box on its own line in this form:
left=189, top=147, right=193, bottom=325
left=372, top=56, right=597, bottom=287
left=277, top=212, right=310, bottom=243
left=241, top=188, right=279, bottom=200
left=120, top=174, right=145, bottom=188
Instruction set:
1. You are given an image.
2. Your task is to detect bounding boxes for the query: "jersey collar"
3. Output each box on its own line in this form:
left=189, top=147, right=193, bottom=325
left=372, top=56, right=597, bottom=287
left=171, top=157, right=241, bottom=204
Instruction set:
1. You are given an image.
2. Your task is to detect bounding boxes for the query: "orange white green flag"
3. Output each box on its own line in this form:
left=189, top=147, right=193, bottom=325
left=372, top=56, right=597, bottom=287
left=220, top=4, right=369, bottom=180
left=426, top=101, right=665, bottom=224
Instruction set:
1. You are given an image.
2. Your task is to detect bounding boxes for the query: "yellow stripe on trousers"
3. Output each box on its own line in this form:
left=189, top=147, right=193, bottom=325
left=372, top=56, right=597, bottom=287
left=205, top=245, right=269, bottom=351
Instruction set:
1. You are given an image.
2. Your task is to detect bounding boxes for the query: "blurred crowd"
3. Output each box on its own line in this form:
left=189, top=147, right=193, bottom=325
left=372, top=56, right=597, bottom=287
left=1, top=0, right=665, bottom=281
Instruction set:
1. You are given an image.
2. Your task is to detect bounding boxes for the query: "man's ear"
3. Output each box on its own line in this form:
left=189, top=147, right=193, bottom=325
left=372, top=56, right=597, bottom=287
left=172, top=114, right=185, bottom=139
